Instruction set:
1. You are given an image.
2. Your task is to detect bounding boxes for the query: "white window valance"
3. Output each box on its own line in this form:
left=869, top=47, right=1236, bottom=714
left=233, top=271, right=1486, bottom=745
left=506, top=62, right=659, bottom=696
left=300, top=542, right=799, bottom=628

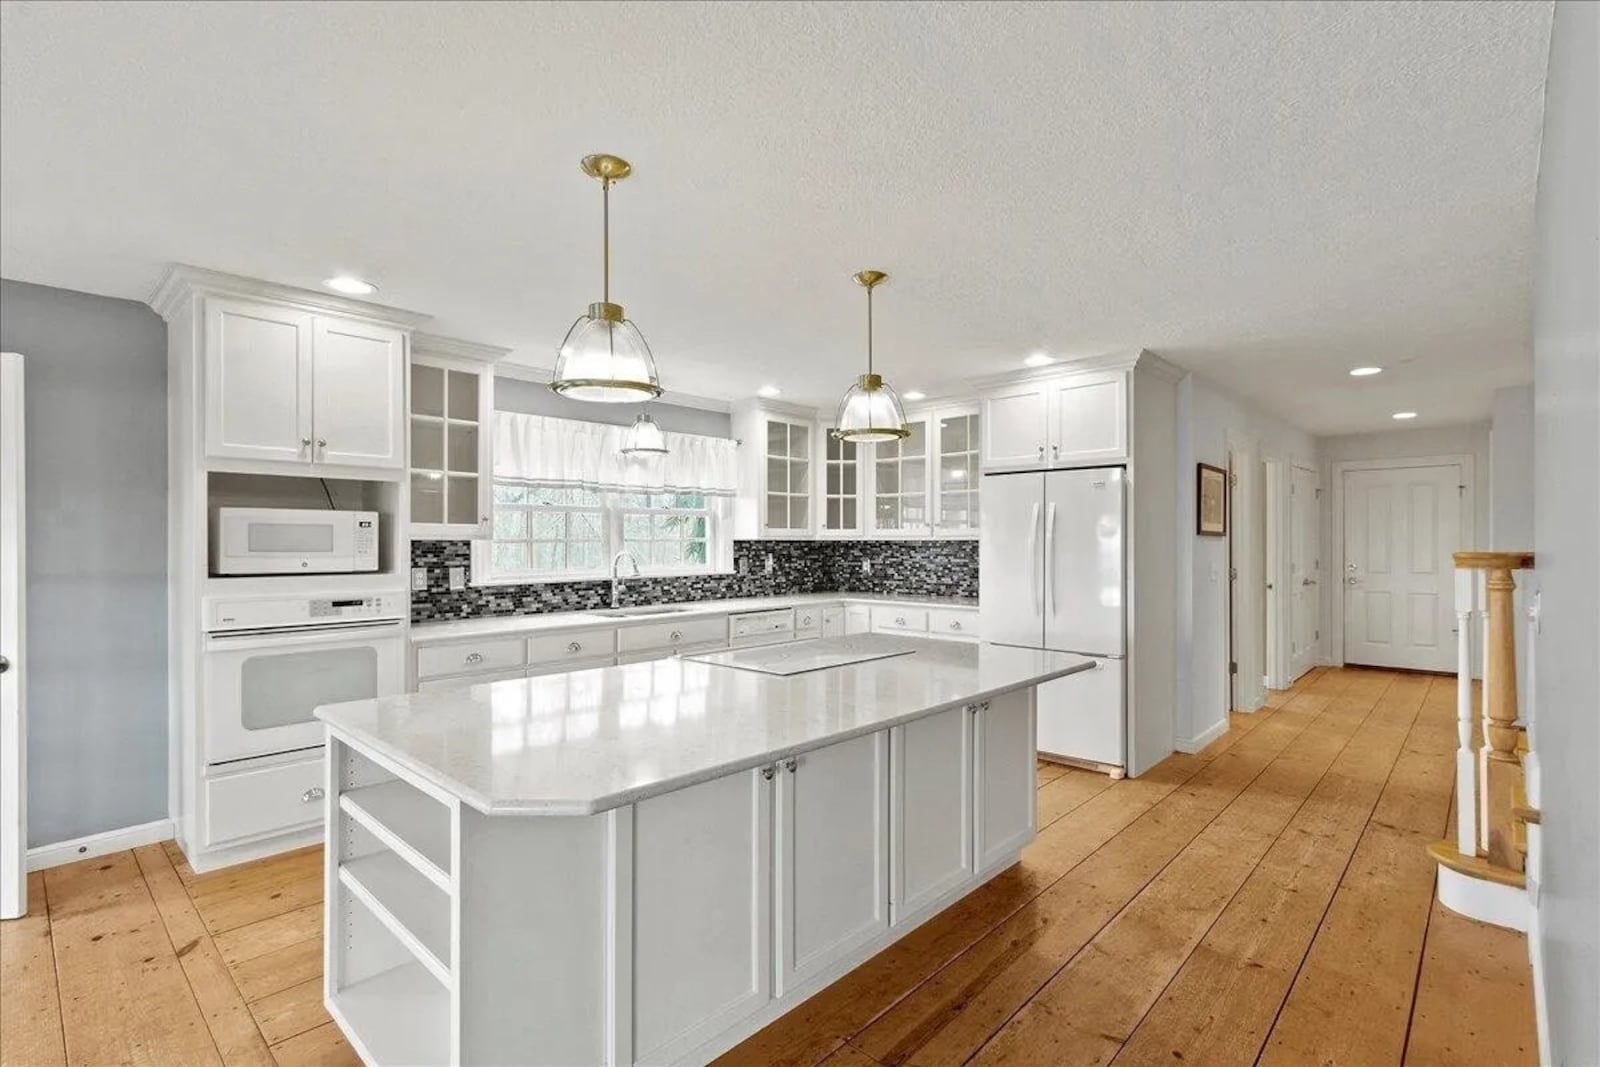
left=492, top=411, right=739, bottom=496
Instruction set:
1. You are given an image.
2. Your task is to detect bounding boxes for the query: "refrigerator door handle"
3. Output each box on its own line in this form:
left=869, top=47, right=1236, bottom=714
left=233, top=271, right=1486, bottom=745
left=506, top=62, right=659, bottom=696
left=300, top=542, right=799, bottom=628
left=1028, top=501, right=1042, bottom=614
left=1046, top=502, right=1058, bottom=615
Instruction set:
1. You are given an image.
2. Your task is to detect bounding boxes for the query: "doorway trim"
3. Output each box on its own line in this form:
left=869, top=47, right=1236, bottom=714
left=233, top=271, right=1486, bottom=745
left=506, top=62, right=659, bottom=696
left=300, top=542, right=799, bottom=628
left=1329, top=453, right=1476, bottom=668
left=1, top=352, right=25, bottom=919
left=1263, top=459, right=1290, bottom=690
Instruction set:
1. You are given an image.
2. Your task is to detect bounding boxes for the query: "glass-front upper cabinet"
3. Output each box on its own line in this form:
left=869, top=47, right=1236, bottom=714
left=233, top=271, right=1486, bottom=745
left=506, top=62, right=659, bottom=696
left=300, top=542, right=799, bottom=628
left=763, top=417, right=811, bottom=534
left=820, top=430, right=861, bottom=535
left=409, top=339, right=504, bottom=539
left=872, top=417, right=929, bottom=534
left=934, top=409, right=981, bottom=535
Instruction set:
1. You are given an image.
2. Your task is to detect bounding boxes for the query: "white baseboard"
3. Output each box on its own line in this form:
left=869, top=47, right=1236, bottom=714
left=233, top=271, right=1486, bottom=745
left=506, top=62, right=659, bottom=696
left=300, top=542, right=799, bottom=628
left=1175, top=717, right=1230, bottom=753
left=1436, top=864, right=1530, bottom=932
left=27, top=818, right=174, bottom=872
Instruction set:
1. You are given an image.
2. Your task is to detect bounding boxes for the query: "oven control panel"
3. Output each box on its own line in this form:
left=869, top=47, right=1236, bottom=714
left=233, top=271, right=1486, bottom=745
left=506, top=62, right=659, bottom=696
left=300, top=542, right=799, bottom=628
left=207, top=592, right=406, bottom=633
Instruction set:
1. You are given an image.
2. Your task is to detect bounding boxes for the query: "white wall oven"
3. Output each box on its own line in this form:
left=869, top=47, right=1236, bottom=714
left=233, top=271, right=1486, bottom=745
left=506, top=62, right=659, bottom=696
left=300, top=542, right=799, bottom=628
left=211, top=506, right=380, bottom=575
left=203, top=593, right=405, bottom=765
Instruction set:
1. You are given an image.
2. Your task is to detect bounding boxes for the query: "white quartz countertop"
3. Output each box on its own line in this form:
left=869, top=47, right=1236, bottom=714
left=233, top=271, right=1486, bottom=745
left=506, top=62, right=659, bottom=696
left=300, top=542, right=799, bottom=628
left=317, top=635, right=1089, bottom=816
left=408, top=592, right=978, bottom=645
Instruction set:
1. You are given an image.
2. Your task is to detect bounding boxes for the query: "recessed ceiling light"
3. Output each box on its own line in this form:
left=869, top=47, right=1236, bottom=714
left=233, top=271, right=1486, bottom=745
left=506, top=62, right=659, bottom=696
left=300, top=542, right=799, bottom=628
left=757, top=385, right=781, bottom=398
left=903, top=390, right=927, bottom=401
left=1392, top=411, right=1418, bottom=420
left=324, top=275, right=377, bottom=296
left=1349, top=366, right=1383, bottom=377
left=1024, top=352, right=1055, bottom=368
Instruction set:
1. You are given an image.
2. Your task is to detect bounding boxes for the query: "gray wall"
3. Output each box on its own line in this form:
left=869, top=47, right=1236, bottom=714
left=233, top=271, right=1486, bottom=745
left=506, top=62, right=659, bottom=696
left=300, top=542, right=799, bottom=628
left=494, top=372, right=733, bottom=438
left=0, top=279, right=168, bottom=846
left=1530, top=2, right=1599, bottom=1062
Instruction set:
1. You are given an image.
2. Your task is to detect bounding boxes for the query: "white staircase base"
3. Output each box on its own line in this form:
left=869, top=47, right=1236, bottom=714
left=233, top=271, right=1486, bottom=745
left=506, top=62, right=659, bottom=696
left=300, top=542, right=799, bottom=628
left=1437, top=863, right=1531, bottom=932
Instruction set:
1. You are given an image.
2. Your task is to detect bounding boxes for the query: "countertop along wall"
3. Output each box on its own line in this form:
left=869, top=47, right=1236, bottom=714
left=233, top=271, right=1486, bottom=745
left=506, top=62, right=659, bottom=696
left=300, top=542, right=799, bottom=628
left=1176, top=373, right=1317, bottom=749
left=0, top=279, right=169, bottom=847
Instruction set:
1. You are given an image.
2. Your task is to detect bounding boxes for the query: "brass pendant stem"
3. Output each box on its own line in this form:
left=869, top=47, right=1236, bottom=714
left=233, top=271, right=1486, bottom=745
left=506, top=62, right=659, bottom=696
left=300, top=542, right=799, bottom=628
left=602, top=178, right=610, bottom=306
left=866, top=285, right=874, bottom=377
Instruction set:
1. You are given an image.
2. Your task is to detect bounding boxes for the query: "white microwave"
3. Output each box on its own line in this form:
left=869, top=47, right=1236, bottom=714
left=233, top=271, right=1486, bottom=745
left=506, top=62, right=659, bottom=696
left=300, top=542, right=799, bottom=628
left=211, top=507, right=380, bottom=575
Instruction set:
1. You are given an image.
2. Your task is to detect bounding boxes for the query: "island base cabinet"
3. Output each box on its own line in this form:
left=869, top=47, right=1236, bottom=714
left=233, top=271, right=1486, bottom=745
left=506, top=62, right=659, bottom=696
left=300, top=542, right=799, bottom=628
left=890, top=705, right=974, bottom=924
left=774, top=732, right=889, bottom=996
left=974, top=690, right=1038, bottom=873
left=632, top=767, right=772, bottom=1066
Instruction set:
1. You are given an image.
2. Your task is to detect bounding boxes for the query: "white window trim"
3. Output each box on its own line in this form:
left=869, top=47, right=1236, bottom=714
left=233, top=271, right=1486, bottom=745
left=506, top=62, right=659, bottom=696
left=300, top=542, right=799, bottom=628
left=472, top=487, right=734, bottom=587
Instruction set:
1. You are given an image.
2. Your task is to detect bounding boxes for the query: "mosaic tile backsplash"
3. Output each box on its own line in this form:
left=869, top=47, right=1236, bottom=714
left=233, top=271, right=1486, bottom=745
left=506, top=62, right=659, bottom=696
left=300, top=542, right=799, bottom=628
left=410, top=539, right=979, bottom=622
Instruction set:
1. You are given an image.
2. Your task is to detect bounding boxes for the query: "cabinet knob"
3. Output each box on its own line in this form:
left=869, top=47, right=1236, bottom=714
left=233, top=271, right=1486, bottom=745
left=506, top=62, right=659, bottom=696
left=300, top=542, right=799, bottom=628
left=1037, top=445, right=1044, bottom=460
left=669, top=630, right=682, bottom=642
left=895, top=616, right=907, bottom=626
left=761, top=765, right=776, bottom=781
left=464, top=652, right=484, bottom=665
left=949, top=620, right=962, bottom=630
left=301, top=787, right=325, bottom=803
left=300, top=437, right=312, bottom=449
left=784, top=757, right=798, bottom=774
left=317, top=438, right=327, bottom=448
left=567, top=641, right=582, bottom=654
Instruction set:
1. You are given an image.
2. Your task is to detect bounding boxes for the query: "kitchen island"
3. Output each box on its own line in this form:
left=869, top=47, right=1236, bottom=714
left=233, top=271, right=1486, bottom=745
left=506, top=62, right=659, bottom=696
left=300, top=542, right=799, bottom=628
left=315, top=634, right=1091, bottom=1067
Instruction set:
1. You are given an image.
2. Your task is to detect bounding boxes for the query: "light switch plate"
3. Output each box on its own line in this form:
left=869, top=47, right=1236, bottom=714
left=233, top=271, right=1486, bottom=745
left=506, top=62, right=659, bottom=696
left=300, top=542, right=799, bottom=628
left=449, top=566, right=466, bottom=591
left=410, top=567, right=428, bottom=592
left=862, top=559, right=872, bottom=576
left=764, top=553, right=774, bottom=575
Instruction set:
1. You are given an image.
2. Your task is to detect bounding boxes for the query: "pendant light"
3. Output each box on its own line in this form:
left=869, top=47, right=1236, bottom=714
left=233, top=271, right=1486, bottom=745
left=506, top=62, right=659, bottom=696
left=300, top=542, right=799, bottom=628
left=550, top=154, right=663, bottom=402
left=832, top=270, right=910, bottom=442
left=620, top=408, right=669, bottom=456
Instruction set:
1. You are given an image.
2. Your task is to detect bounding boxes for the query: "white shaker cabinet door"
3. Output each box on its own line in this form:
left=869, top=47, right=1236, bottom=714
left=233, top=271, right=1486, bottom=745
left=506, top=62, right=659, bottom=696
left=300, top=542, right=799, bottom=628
left=632, top=765, right=772, bottom=1064
left=774, top=731, right=889, bottom=996
left=980, top=385, right=1049, bottom=470
left=973, top=689, right=1037, bottom=874
left=1048, top=370, right=1127, bottom=466
left=820, top=605, right=845, bottom=637
left=204, top=298, right=313, bottom=463
left=891, top=705, right=973, bottom=924
left=311, top=316, right=406, bottom=469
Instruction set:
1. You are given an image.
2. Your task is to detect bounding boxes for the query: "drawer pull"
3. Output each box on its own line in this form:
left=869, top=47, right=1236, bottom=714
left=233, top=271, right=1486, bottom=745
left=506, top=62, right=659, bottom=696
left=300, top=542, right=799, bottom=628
left=301, top=787, right=325, bottom=803
left=895, top=616, right=907, bottom=626
left=949, top=620, right=963, bottom=630
left=669, top=630, right=682, bottom=642
left=464, top=651, right=484, bottom=665
left=567, top=641, right=582, bottom=654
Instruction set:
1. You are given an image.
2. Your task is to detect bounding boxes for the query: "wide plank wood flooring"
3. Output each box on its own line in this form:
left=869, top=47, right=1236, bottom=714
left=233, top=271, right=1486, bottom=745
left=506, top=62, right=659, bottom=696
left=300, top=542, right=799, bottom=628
left=0, top=668, right=1536, bottom=1067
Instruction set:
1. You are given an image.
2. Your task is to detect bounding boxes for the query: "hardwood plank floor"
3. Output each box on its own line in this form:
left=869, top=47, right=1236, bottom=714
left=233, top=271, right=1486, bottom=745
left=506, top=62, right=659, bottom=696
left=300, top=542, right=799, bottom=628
left=0, top=667, right=1536, bottom=1067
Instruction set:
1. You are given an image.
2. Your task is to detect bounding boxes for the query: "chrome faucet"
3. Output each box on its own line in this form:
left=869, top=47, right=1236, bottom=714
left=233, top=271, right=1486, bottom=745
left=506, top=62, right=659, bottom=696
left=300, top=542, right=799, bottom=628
left=610, top=551, right=640, bottom=609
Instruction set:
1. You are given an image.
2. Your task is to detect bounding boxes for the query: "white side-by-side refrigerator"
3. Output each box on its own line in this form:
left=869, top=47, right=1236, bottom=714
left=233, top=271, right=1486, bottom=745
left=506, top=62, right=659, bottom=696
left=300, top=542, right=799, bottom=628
left=979, top=467, right=1126, bottom=771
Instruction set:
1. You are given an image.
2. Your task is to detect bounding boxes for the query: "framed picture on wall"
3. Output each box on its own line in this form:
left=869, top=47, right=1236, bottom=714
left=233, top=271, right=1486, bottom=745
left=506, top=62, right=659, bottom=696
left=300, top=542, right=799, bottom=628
left=1197, top=463, right=1227, bottom=536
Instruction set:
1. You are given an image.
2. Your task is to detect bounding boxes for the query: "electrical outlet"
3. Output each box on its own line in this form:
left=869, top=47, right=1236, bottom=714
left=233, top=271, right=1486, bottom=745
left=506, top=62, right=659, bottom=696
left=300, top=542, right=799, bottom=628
left=448, top=566, right=466, bottom=591
left=737, top=556, right=749, bottom=575
left=862, top=559, right=872, bottom=576
left=764, top=553, right=774, bottom=576
left=411, top=567, right=428, bottom=592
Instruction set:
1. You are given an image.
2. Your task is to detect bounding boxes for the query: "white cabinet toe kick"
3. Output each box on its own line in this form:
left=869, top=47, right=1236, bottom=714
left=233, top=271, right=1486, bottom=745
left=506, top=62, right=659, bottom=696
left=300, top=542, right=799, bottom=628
left=322, top=688, right=1038, bottom=1067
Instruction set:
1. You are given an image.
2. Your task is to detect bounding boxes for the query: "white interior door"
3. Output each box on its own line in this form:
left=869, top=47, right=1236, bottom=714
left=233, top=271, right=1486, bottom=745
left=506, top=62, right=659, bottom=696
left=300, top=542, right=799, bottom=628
left=1289, top=465, right=1320, bottom=680
left=1342, top=464, right=1463, bottom=671
left=1, top=352, right=25, bottom=918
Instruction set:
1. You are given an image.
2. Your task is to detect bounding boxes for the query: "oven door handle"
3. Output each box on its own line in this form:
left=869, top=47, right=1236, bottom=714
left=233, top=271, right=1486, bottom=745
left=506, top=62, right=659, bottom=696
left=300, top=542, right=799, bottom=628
left=205, top=619, right=405, bottom=650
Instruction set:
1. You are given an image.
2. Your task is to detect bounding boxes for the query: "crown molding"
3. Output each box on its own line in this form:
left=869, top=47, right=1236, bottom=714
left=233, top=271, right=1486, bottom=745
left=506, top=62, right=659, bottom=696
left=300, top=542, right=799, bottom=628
left=961, top=347, right=1186, bottom=392
left=411, top=332, right=512, bottom=364
left=493, top=359, right=733, bottom=414
left=148, top=264, right=432, bottom=329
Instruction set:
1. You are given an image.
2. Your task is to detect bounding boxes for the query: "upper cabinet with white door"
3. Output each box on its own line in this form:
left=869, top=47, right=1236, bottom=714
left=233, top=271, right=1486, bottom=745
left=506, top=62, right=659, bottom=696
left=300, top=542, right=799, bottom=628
left=407, top=334, right=509, bottom=540
left=980, top=367, right=1128, bottom=471
left=156, top=267, right=428, bottom=477
left=732, top=400, right=817, bottom=538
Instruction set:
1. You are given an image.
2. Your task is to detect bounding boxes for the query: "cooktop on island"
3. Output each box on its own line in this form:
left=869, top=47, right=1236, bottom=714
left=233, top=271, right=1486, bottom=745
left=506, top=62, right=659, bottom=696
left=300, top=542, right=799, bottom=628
left=681, top=633, right=922, bottom=676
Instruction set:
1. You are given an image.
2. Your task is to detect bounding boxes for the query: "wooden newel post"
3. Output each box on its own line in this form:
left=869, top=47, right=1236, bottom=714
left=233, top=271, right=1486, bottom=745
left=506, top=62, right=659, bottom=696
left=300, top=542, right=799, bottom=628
left=1454, top=550, right=1534, bottom=871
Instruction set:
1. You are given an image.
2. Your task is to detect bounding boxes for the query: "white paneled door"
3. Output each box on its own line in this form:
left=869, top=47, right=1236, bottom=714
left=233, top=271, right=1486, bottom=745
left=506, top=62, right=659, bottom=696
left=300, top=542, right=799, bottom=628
left=1, top=353, right=24, bottom=919
left=1342, top=463, right=1463, bottom=671
left=1289, top=465, right=1321, bottom=680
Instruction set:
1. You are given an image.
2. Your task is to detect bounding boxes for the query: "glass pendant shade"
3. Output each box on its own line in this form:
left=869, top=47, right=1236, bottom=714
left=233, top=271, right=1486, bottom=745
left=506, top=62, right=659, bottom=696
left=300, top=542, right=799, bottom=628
left=834, top=373, right=910, bottom=443
left=553, top=302, right=662, bottom=403
left=620, top=410, right=669, bottom=455
left=550, top=153, right=664, bottom=403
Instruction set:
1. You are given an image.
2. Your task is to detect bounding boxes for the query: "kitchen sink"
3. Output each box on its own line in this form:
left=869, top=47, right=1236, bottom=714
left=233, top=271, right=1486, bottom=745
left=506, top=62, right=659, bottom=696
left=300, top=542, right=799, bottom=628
left=594, top=606, right=693, bottom=618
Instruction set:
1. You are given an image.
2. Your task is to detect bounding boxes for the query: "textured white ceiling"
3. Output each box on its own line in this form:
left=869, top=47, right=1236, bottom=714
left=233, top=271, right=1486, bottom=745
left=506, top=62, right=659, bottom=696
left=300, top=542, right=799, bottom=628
left=0, top=1, right=1551, bottom=433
